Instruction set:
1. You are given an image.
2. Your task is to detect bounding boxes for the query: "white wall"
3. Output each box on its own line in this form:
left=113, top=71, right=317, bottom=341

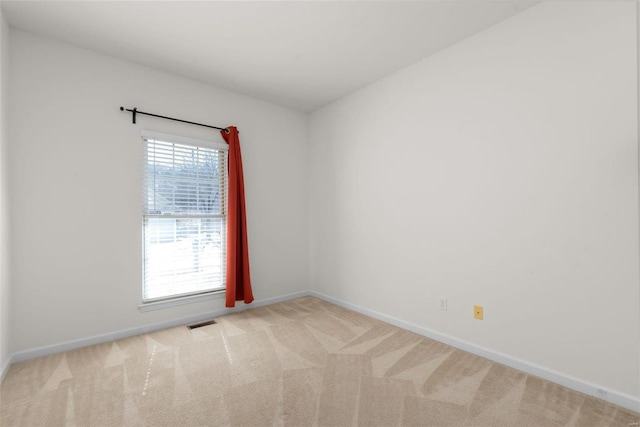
left=9, top=31, right=309, bottom=353
left=310, top=2, right=640, bottom=400
left=0, top=7, right=11, bottom=376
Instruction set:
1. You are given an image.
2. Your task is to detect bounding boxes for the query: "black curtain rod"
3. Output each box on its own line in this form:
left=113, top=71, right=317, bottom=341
left=120, top=106, right=229, bottom=132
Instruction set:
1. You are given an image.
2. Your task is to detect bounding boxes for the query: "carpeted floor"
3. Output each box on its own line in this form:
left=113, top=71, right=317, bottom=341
left=1, top=296, right=638, bottom=426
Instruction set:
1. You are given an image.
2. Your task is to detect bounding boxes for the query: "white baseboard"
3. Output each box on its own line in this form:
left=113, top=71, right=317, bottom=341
left=0, top=354, right=12, bottom=383
left=10, top=290, right=310, bottom=364
left=309, top=291, right=640, bottom=414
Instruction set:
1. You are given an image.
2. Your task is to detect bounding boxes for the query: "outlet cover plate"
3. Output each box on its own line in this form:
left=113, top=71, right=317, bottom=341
left=474, top=305, right=483, bottom=320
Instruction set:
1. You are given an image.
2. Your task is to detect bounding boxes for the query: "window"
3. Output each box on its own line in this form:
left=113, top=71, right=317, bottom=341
left=142, top=130, right=228, bottom=302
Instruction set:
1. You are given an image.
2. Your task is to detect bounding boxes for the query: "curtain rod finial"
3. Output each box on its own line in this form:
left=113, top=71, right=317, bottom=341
left=120, top=106, right=124, bottom=111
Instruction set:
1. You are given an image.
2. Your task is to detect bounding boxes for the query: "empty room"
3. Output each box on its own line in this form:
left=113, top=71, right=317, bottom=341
left=0, top=1, right=639, bottom=425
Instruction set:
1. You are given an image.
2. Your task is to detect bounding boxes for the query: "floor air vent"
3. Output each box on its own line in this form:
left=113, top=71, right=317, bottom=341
left=187, top=320, right=217, bottom=330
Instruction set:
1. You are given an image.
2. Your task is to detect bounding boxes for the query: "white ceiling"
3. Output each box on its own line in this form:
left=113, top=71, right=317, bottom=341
left=1, top=1, right=537, bottom=112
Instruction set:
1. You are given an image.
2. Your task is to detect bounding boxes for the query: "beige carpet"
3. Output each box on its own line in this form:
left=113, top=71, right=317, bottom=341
left=1, top=296, right=638, bottom=426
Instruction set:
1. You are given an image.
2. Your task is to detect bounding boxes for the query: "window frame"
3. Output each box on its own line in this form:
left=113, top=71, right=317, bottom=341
left=139, top=130, right=229, bottom=309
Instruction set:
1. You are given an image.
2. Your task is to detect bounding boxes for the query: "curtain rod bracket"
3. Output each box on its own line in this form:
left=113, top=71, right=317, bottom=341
left=119, top=106, right=137, bottom=124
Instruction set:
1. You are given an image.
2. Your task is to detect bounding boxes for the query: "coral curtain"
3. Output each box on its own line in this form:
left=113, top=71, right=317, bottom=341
left=221, top=126, right=254, bottom=307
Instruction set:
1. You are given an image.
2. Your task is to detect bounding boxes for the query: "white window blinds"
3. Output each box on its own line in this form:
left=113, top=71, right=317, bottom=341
left=142, top=131, right=228, bottom=302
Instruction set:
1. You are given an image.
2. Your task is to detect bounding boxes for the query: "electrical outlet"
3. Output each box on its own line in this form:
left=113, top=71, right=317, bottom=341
left=439, top=298, right=447, bottom=311
left=474, top=305, right=483, bottom=320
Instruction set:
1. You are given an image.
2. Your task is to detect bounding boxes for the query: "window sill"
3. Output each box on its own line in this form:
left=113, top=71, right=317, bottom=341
left=138, top=290, right=225, bottom=312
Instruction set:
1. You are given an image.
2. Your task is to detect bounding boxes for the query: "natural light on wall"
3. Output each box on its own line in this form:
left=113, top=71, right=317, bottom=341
left=141, top=130, right=228, bottom=302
